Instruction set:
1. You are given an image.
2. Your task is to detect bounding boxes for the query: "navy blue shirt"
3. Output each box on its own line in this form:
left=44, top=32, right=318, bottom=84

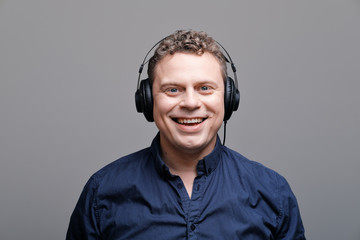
left=67, top=134, right=305, bottom=239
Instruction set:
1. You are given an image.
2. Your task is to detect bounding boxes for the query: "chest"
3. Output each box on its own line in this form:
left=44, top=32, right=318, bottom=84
left=97, top=174, right=279, bottom=239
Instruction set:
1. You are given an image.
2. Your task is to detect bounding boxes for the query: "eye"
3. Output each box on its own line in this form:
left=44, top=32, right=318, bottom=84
left=164, top=87, right=181, bottom=96
left=198, top=85, right=214, bottom=94
left=165, top=87, right=178, bottom=93
left=169, top=88, right=178, bottom=93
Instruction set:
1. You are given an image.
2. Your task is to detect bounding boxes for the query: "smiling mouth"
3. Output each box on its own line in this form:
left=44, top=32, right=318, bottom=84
left=172, top=118, right=206, bottom=126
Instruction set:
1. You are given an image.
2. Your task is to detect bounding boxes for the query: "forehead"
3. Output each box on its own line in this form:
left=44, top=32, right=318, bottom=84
left=153, top=52, right=223, bottom=83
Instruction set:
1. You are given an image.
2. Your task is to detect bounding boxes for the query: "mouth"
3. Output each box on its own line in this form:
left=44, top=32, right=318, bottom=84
left=172, top=118, right=207, bottom=126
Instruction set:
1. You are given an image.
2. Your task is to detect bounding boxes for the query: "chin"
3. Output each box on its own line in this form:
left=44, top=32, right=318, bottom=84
left=174, top=134, right=216, bottom=153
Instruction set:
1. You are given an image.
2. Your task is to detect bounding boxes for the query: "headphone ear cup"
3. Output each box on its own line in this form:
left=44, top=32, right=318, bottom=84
left=224, top=77, right=240, bottom=121
left=135, top=87, right=143, bottom=113
left=135, top=79, right=154, bottom=122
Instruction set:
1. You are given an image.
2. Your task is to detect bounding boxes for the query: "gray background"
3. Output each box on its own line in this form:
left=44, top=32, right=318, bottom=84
left=1, top=0, right=359, bottom=239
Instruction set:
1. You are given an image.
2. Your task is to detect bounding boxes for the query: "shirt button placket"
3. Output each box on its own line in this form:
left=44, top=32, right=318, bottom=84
left=187, top=223, right=197, bottom=240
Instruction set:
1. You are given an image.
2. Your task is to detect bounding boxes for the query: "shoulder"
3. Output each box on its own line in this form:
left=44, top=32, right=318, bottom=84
left=87, top=147, right=153, bottom=189
left=220, top=146, right=296, bottom=207
left=220, top=146, right=305, bottom=226
left=222, top=147, right=306, bottom=238
left=222, top=146, right=285, bottom=182
left=70, top=146, right=153, bottom=209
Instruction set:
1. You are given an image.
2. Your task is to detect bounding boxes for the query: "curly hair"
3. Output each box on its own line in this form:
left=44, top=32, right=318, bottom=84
left=147, top=30, right=227, bottom=83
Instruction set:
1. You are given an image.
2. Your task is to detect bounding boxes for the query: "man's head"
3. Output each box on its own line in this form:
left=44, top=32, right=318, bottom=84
left=147, top=30, right=227, bottom=84
left=150, top=30, right=227, bottom=157
left=135, top=30, right=239, bottom=155
left=136, top=30, right=239, bottom=123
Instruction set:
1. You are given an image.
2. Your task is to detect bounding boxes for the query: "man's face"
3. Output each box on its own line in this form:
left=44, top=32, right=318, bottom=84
left=152, top=52, right=224, bottom=156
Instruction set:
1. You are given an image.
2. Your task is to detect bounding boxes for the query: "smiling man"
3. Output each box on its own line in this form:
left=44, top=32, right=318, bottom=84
left=152, top=51, right=225, bottom=197
left=66, top=30, right=306, bottom=239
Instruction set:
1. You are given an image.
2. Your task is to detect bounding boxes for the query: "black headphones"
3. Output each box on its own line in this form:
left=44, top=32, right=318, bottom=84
left=135, top=38, right=240, bottom=123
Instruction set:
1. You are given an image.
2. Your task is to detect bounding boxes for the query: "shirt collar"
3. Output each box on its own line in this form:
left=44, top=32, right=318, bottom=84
left=150, top=132, right=224, bottom=178
left=201, top=136, right=223, bottom=176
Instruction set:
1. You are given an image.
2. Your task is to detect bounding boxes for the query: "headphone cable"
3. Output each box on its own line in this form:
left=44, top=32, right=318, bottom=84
left=223, top=120, right=227, bottom=146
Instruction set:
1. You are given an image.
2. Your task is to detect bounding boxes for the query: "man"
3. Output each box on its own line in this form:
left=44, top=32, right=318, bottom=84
left=66, top=30, right=306, bottom=239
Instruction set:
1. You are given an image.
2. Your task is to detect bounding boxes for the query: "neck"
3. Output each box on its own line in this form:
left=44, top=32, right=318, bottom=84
left=159, top=135, right=216, bottom=199
left=159, top=135, right=216, bottom=173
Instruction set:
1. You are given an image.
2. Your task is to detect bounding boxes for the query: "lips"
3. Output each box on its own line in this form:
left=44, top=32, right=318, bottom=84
left=172, top=118, right=206, bottom=126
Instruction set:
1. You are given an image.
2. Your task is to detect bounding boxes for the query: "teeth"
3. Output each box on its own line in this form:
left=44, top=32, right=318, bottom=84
left=177, top=118, right=204, bottom=124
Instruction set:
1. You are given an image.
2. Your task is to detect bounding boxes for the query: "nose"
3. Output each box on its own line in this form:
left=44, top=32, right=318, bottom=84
left=179, top=89, right=201, bottom=110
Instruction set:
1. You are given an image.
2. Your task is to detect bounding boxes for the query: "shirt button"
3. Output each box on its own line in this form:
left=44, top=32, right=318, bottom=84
left=177, top=183, right=183, bottom=189
left=190, top=224, right=196, bottom=231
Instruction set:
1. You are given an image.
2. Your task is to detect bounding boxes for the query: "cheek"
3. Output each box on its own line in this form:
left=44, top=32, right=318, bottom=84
left=207, top=95, right=224, bottom=115
left=153, top=96, right=176, bottom=117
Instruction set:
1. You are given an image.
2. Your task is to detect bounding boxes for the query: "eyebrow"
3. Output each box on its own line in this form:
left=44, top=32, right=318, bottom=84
left=160, top=79, right=219, bottom=86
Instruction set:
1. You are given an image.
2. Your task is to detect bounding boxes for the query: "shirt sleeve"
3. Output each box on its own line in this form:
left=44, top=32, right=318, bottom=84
left=66, top=176, right=101, bottom=240
left=275, top=174, right=306, bottom=240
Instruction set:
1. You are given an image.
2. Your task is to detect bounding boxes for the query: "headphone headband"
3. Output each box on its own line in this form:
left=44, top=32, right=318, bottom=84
left=137, top=38, right=165, bottom=90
